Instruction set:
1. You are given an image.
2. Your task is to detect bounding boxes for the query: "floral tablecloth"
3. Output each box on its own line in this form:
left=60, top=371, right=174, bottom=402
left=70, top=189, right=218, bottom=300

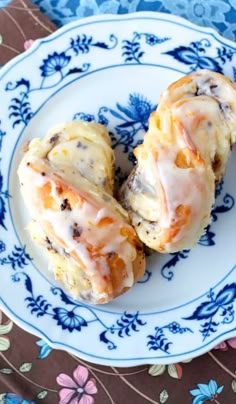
left=33, top=0, right=236, bottom=41
left=0, top=0, right=236, bottom=403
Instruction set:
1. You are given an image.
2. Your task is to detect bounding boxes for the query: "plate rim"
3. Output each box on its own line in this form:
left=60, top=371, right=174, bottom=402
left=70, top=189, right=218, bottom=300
left=1, top=10, right=236, bottom=82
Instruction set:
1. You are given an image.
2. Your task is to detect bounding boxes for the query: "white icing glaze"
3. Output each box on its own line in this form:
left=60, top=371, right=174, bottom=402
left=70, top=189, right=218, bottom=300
left=21, top=164, right=135, bottom=296
left=156, top=73, right=236, bottom=245
left=157, top=157, right=210, bottom=240
left=18, top=121, right=141, bottom=302
left=124, top=70, right=236, bottom=252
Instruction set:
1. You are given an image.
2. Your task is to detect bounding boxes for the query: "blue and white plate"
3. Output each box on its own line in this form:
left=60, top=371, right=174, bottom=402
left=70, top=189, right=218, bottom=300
left=0, top=12, right=236, bottom=367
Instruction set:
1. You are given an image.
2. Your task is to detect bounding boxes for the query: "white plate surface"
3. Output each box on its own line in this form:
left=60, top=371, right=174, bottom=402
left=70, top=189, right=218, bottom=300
left=0, top=12, right=236, bottom=366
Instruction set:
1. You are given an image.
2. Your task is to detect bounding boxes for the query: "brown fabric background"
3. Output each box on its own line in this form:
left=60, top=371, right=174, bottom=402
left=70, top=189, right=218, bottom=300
left=0, top=0, right=55, bottom=65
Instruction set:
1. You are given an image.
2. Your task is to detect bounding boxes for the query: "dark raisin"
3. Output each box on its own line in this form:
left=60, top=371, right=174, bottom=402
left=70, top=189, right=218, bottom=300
left=45, top=237, right=57, bottom=252
left=194, top=85, right=200, bottom=96
left=41, top=172, right=46, bottom=176
left=207, top=121, right=212, bottom=128
left=212, top=153, right=221, bottom=172
left=49, top=133, right=60, bottom=144
left=45, top=236, right=51, bottom=245
left=72, top=223, right=83, bottom=240
left=47, top=246, right=57, bottom=253
left=60, top=198, right=72, bottom=211
left=77, top=141, right=88, bottom=149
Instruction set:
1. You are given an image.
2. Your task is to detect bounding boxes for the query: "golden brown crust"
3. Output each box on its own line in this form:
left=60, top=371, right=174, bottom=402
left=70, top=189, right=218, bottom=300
left=121, top=69, right=236, bottom=253
left=18, top=121, right=145, bottom=304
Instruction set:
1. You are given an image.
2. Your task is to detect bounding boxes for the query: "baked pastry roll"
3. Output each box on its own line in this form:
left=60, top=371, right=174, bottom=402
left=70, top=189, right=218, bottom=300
left=121, top=70, right=236, bottom=253
left=18, top=121, right=145, bottom=304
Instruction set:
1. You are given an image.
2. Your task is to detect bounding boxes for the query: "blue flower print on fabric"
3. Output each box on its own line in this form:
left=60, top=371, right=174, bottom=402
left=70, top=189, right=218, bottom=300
left=32, top=0, right=236, bottom=42
left=36, top=339, right=53, bottom=359
left=3, top=394, right=36, bottom=404
left=163, top=0, right=231, bottom=26
left=189, top=379, right=224, bottom=404
left=0, top=0, right=11, bottom=9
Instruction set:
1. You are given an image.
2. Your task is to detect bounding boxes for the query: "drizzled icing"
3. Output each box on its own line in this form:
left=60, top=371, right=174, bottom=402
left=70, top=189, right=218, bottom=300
left=143, top=124, right=214, bottom=249
left=42, top=172, right=135, bottom=295
left=122, top=70, right=236, bottom=252
left=157, top=155, right=211, bottom=242
left=18, top=122, right=141, bottom=303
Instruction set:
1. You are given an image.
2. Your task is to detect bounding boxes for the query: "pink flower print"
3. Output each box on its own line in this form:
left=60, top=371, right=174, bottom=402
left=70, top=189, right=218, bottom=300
left=24, top=39, right=35, bottom=51
left=57, top=365, right=98, bottom=404
left=214, top=337, right=236, bottom=351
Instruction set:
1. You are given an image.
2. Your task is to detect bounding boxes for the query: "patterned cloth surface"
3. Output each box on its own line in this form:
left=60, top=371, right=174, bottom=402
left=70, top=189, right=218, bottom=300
left=0, top=0, right=236, bottom=403
left=32, top=0, right=236, bottom=41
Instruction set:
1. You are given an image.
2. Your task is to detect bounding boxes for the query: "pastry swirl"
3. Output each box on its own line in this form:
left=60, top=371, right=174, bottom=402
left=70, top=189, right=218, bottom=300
left=18, top=121, right=145, bottom=303
left=121, top=70, right=236, bottom=253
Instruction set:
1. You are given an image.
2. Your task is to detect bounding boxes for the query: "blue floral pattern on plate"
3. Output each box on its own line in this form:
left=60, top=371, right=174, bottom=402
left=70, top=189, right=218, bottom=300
left=147, top=321, right=193, bottom=354
left=122, top=32, right=170, bottom=63
left=5, top=33, right=117, bottom=129
left=164, top=39, right=236, bottom=73
left=11, top=272, right=147, bottom=351
left=185, top=283, right=236, bottom=341
left=74, top=92, right=157, bottom=166
left=1, top=13, right=236, bottom=366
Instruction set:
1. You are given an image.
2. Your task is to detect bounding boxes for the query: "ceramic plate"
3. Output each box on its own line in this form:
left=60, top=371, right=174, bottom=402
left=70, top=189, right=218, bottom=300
left=0, top=12, right=236, bottom=367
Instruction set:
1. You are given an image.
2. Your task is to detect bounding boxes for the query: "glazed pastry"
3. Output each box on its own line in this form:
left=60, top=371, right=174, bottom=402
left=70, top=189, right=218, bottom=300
left=18, top=121, right=145, bottom=304
left=121, top=69, right=236, bottom=253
